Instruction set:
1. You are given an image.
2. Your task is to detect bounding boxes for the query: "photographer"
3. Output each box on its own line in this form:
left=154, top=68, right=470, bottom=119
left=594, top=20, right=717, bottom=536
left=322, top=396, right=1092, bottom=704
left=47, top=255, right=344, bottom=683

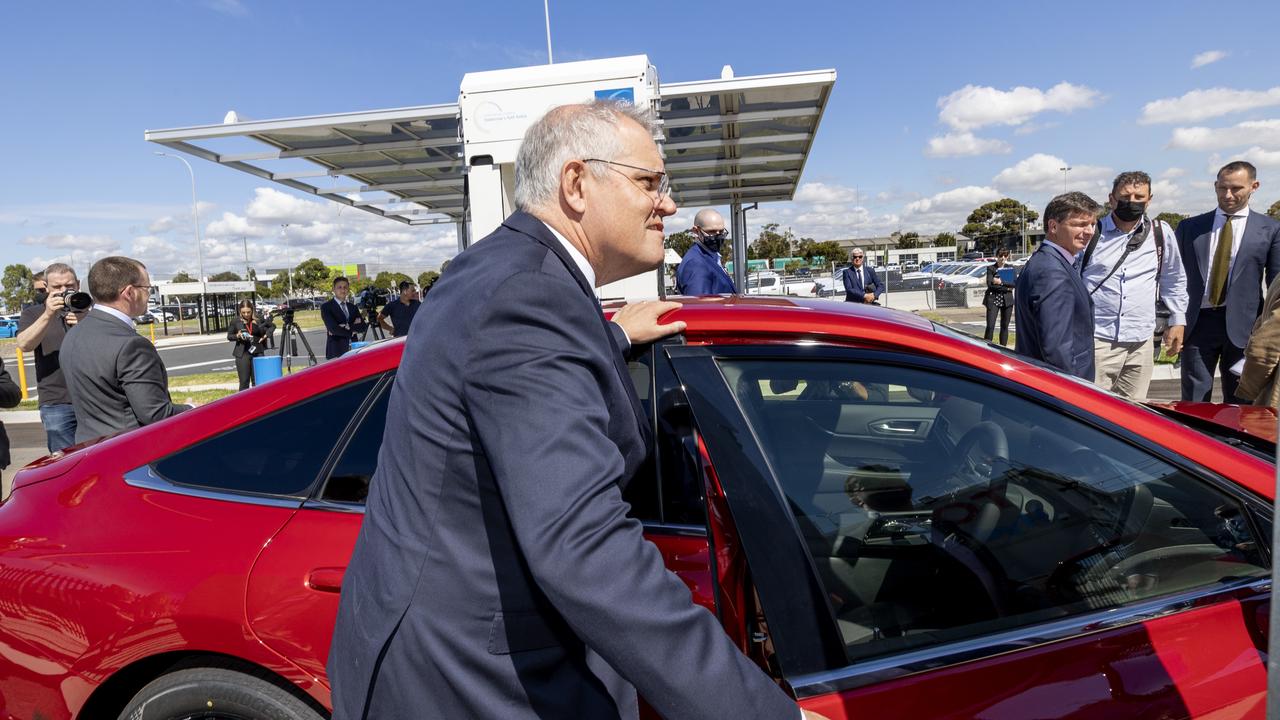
left=320, top=276, right=366, bottom=359
left=227, top=300, right=267, bottom=390
left=16, top=263, right=91, bottom=453
left=378, top=281, right=421, bottom=338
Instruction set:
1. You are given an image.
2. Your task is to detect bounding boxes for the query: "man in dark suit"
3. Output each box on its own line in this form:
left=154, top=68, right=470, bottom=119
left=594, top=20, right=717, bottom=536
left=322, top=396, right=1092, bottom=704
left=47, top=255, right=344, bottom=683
left=675, top=208, right=735, bottom=294
left=329, top=101, right=811, bottom=720
left=1176, top=160, right=1280, bottom=402
left=319, top=276, right=366, bottom=359
left=1014, top=192, right=1100, bottom=379
left=60, top=256, right=190, bottom=443
left=841, top=247, right=884, bottom=303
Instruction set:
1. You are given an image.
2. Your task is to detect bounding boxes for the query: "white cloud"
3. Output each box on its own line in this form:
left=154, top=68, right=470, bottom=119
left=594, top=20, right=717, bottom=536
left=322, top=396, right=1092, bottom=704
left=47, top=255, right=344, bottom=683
left=148, top=216, right=176, bottom=234
left=20, top=234, right=118, bottom=252
left=1140, top=87, right=1280, bottom=124
left=1191, top=50, right=1228, bottom=69
left=1208, top=147, right=1280, bottom=173
left=202, top=0, right=247, bottom=16
left=1167, top=119, right=1280, bottom=151
left=992, top=153, right=1112, bottom=193
left=924, top=132, right=1012, bottom=158
left=937, top=82, right=1102, bottom=131
left=903, top=186, right=1001, bottom=215
left=1162, top=167, right=1187, bottom=178
left=794, top=182, right=859, bottom=204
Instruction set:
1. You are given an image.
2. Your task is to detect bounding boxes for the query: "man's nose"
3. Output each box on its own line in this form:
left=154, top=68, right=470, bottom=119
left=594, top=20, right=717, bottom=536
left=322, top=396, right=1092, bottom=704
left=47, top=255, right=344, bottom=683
left=655, top=194, right=677, bottom=217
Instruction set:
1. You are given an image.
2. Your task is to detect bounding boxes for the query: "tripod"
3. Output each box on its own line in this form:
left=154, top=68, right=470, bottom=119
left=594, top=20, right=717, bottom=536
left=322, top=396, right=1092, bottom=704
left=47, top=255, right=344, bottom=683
left=363, top=305, right=386, bottom=341
left=277, top=312, right=318, bottom=372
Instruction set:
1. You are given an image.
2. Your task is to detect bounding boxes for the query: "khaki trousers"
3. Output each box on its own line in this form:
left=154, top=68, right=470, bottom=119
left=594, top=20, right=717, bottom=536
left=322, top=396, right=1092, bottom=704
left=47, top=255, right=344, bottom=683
left=1094, top=338, right=1154, bottom=400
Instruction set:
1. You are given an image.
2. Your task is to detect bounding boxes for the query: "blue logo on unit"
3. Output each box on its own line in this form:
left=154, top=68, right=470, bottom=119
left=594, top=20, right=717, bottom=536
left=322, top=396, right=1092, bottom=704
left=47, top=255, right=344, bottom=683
left=594, top=88, right=635, bottom=104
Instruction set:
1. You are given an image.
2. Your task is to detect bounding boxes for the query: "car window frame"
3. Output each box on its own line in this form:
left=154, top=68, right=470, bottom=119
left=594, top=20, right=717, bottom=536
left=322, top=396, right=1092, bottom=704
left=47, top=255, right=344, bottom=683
left=668, top=342, right=1273, bottom=696
left=302, top=370, right=398, bottom=513
left=125, top=374, right=386, bottom=507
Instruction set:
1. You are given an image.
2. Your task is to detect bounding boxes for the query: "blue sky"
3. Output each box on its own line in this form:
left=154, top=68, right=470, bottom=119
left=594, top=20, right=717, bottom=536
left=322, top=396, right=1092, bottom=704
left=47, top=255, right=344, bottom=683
left=4, top=0, right=1280, bottom=278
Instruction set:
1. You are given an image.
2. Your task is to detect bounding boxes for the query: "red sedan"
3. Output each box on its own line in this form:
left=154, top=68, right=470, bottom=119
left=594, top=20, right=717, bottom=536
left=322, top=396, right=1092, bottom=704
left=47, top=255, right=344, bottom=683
left=0, top=297, right=1272, bottom=719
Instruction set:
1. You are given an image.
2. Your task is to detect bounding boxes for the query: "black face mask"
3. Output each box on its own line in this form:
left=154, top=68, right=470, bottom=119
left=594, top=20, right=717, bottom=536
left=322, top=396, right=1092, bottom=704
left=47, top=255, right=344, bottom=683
left=1113, top=199, right=1147, bottom=223
left=701, top=230, right=728, bottom=253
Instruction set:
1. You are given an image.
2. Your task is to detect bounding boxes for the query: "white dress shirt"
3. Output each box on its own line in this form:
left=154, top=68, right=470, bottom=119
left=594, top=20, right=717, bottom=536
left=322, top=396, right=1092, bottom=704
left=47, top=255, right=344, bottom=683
left=1201, top=206, right=1251, bottom=309
left=98, top=304, right=136, bottom=329
left=1082, top=215, right=1188, bottom=343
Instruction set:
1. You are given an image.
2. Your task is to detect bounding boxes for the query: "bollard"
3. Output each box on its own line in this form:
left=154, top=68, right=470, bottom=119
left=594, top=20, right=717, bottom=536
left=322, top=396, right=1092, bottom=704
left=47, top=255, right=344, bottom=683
left=149, top=322, right=156, bottom=344
left=14, top=348, right=27, bottom=401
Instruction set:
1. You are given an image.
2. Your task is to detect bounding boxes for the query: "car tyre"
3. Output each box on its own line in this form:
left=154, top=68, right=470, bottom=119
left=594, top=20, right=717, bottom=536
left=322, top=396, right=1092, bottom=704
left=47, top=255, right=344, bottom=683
left=117, top=666, right=323, bottom=720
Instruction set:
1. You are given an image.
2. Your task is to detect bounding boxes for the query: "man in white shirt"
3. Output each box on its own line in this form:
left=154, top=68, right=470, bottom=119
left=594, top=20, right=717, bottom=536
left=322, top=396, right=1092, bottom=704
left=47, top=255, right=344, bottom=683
left=1080, top=171, right=1188, bottom=400
left=1175, top=161, right=1280, bottom=402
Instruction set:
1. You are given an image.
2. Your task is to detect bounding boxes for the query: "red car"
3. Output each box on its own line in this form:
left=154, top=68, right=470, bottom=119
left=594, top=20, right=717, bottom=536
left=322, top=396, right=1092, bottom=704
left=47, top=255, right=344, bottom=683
left=0, top=297, right=1273, bottom=720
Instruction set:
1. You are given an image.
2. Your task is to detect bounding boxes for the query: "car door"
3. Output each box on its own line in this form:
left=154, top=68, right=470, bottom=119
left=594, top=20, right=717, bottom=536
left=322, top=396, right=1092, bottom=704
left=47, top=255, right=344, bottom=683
left=244, top=372, right=395, bottom=707
left=670, top=344, right=1272, bottom=719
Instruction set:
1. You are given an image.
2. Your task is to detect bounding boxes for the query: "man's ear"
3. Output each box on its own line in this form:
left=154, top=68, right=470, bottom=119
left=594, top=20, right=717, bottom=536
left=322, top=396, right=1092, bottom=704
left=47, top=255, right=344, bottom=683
left=561, top=160, right=589, bottom=214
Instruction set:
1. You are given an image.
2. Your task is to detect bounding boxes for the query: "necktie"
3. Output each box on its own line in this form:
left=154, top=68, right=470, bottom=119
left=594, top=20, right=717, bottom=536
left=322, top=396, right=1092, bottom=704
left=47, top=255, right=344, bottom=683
left=1208, top=216, right=1234, bottom=306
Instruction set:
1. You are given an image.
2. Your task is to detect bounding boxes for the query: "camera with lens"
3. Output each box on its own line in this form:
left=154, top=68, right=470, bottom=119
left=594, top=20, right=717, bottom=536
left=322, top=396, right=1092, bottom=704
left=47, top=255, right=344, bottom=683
left=270, top=306, right=296, bottom=325
left=359, top=291, right=382, bottom=311
left=34, top=289, right=93, bottom=313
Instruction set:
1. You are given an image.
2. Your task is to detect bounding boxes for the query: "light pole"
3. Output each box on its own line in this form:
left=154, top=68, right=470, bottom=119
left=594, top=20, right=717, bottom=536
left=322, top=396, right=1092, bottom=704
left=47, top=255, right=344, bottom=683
left=1059, top=166, right=1072, bottom=194
left=281, top=224, right=293, bottom=296
left=155, top=151, right=206, bottom=333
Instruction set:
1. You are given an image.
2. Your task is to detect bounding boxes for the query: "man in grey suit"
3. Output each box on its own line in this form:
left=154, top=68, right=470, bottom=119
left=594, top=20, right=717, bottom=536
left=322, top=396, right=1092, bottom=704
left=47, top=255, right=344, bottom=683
left=1176, top=161, right=1280, bottom=402
left=329, top=102, right=818, bottom=720
left=61, top=256, right=189, bottom=443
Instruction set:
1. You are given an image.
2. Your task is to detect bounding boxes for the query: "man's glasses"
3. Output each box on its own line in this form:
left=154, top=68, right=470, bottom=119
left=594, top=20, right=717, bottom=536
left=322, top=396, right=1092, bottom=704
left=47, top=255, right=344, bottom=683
left=583, top=158, right=670, bottom=202
left=851, top=255, right=865, bottom=260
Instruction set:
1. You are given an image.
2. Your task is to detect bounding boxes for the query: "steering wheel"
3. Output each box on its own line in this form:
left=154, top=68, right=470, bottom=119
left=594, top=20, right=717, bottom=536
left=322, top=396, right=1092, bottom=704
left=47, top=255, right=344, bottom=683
left=951, top=422, right=1010, bottom=485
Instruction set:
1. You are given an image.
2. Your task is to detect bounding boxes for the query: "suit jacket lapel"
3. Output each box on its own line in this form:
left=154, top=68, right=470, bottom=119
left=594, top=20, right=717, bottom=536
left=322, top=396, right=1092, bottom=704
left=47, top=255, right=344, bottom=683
left=501, top=211, right=651, bottom=442
left=1230, top=211, right=1266, bottom=285
left=1194, top=219, right=1212, bottom=281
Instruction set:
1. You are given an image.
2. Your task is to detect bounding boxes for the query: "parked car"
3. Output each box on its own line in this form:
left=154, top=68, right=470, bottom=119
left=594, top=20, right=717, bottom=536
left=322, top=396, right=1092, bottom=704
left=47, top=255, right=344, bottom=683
left=0, top=298, right=1273, bottom=720
left=132, top=313, right=154, bottom=325
left=0, top=318, right=17, bottom=338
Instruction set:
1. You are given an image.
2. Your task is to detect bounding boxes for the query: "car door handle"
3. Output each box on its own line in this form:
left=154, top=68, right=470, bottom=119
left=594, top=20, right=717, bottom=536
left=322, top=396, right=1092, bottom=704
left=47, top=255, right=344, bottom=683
left=870, top=420, right=925, bottom=436
left=307, top=567, right=346, bottom=593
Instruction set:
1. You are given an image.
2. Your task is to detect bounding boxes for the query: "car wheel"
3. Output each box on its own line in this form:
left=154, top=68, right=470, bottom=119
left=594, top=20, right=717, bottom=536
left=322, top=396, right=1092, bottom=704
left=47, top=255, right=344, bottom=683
left=117, top=667, right=323, bottom=720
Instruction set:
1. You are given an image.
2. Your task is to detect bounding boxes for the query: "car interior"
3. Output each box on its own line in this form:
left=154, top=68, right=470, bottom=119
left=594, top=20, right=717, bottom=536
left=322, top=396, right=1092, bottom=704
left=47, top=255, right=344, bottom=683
left=717, top=359, right=1270, bottom=663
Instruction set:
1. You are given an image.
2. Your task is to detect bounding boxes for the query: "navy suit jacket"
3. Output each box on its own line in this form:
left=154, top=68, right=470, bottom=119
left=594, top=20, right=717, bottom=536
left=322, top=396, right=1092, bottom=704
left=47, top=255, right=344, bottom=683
left=1175, top=209, right=1280, bottom=348
left=841, top=263, right=884, bottom=302
left=328, top=211, right=795, bottom=720
left=675, top=241, right=735, bottom=294
left=320, top=298, right=366, bottom=359
left=1014, top=242, right=1095, bottom=379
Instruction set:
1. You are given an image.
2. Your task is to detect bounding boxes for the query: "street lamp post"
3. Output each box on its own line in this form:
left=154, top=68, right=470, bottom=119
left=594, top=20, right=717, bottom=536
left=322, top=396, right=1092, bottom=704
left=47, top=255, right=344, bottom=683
left=1059, top=166, right=1072, bottom=194
left=281, top=224, right=293, bottom=296
left=155, top=151, right=206, bottom=333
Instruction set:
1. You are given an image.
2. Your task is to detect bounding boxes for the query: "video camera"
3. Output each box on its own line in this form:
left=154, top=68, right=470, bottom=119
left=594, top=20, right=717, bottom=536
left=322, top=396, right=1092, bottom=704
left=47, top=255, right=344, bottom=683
left=358, top=290, right=383, bottom=311
left=269, top=306, right=296, bottom=325
left=34, top=289, right=93, bottom=312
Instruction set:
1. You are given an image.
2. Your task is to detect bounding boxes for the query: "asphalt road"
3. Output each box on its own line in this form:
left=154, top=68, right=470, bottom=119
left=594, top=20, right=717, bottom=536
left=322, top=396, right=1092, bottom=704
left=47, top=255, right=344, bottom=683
left=10, top=326, right=334, bottom=395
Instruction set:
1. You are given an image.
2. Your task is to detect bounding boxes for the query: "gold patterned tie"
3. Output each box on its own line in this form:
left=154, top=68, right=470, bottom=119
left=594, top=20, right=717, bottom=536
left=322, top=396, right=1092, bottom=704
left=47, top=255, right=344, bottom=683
left=1208, top=216, right=1233, bottom=306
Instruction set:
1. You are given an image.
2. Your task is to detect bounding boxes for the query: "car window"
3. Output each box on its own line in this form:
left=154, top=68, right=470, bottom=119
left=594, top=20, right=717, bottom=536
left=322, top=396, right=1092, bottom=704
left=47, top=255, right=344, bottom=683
left=719, top=359, right=1269, bottom=665
left=151, top=377, right=379, bottom=497
left=623, top=350, right=707, bottom=527
left=318, top=374, right=395, bottom=504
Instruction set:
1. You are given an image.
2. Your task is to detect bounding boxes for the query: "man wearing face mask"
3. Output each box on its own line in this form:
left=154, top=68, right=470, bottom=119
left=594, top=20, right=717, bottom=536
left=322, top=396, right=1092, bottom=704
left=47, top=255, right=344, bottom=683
left=1177, top=161, right=1280, bottom=402
left=1079, top=171, right=1188, bottom=400
left=675, top=208, right=736, bottom=295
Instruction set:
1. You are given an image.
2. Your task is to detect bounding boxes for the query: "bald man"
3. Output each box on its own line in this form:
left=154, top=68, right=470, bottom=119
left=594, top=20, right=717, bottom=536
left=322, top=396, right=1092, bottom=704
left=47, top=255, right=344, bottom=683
left=675, top=208, right=736, bottom=294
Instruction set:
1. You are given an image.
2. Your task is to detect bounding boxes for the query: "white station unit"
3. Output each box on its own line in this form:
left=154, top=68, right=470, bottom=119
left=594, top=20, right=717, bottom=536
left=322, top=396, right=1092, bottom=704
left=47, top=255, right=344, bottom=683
left=459, top=56, right=661, bottom=299
left=146, top=56, right=835, bottom=302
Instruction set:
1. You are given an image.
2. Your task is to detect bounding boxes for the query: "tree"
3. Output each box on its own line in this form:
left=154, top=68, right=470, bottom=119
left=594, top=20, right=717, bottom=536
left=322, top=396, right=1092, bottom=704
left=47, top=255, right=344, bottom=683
left=349, top=277, right=374, bottom=295
left=171, top=271, right=195, bottom=283
left=1268, top=200, right=1280, bottom=222
left=208, top=271, right=242, bottom=282
left=960, top=199, right=1038, bottom=247
left=293, top=258, right=332, bottom=293
left=798, top=240, right=844, bottom=265
left=270, top=269, right=290, bottom=293
left=1, top=264, right=34, bottom=312
left=748, top=223, right=793, bottom=260
left=896, top=232, right=921, bottom=250
left=1155, top=212, right=1187, bottom=230
left=934, top=232, right=957, bottom=247
left=417, top=270, right=440, bottom=290
left=664, top=230, right=696, bottom=257
left=373, top=271, right=412, bottom=290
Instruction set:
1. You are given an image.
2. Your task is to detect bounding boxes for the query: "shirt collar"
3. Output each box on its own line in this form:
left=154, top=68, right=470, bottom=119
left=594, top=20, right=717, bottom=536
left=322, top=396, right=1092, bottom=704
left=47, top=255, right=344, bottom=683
left=1044, top=240, right=1078, bottom=265
left=1217, top=205, right=1250, bottom=219
left=98, top=304, right=136, bottom=328
left=542, top=221, right=597, bottom=288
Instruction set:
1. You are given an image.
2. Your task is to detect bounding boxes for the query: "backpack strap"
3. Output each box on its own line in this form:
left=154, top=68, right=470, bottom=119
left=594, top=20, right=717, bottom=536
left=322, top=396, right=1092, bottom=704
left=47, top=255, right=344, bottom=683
left=1079, top=221, right=1103, bottom=275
